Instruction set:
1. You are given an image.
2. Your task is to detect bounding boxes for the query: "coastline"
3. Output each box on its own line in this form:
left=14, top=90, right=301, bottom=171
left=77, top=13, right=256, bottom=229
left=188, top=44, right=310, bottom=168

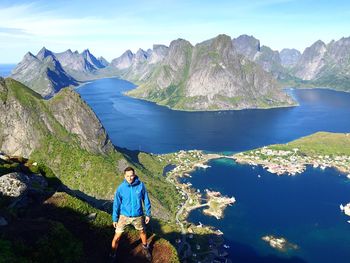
left=158, top=150, right=234, bottom=262
left=159, top=144, right=350, bottom=260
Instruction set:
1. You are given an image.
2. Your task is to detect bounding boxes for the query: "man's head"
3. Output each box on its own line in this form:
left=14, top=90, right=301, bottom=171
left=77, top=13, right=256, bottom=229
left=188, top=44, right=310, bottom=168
left=124, top=166, right=136, bottom=184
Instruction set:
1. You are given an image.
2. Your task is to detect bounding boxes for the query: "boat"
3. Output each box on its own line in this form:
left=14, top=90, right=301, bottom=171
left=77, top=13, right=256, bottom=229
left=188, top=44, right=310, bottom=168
left=340, top=204, right=344, bottom=211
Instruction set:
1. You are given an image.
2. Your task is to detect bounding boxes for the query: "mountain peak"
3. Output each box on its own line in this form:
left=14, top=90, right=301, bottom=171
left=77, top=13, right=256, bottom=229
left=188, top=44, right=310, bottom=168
left=36, top=47, right=54, bottom=61
left=24, top=52, right=36, bottom=60
left=82, top=49, right=91, bottom=55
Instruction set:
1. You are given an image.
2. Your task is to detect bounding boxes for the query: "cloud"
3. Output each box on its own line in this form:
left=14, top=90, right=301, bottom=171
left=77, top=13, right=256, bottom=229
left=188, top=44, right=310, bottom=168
left=0, top=27, right=30, bottom=36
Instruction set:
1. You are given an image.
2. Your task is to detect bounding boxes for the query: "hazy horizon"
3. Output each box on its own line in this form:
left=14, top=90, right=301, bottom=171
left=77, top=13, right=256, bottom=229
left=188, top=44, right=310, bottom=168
left=1, top=0, right=349, bottom=63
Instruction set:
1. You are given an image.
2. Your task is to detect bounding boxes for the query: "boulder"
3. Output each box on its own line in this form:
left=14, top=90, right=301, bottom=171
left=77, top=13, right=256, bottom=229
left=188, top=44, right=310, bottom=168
left=0, top=172, right=47, bottom=207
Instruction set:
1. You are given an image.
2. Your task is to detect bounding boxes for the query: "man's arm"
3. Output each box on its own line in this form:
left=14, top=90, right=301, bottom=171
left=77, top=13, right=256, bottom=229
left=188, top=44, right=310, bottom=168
left=112, top=189, right=122, bottom=226
left=142, top=183, right=151, bottom=223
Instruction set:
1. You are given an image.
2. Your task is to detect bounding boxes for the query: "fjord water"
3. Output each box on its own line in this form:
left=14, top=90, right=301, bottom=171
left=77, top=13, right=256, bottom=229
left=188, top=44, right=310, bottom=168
left=76, top=78, right=350, bottom=153
left=75, top=78, right=350, bottom=263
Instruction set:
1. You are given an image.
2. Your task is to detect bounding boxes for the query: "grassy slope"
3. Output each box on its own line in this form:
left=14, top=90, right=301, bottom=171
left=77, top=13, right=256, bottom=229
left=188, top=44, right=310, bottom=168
left=3, top=79, right=180, bottom=217
left=6, top=78, right=180, bottom=214
left=268, top=132, right=350, bottom=156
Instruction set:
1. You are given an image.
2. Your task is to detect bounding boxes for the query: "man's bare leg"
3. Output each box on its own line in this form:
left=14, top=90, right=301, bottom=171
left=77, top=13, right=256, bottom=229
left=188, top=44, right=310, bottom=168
left=111, top=232, right=122, bottom=255
left=140, top=229, right=147, bottom=246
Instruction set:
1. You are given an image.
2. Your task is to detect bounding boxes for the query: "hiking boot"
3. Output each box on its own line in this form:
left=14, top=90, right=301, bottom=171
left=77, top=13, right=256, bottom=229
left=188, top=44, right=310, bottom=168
left=142, top=244, right=152, bottom=262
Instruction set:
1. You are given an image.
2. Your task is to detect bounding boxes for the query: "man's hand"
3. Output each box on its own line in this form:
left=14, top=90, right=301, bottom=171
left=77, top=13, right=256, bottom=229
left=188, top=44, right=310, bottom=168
left=145, top=216, right=150, bottom=224
left=113, top=222, right=118, bottom=228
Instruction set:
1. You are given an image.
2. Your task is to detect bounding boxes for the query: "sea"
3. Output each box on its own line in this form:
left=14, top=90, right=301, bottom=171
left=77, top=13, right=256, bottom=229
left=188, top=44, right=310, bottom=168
left=75, top=78, right=350, bottom=263
left=0, top=64, right=15, bottom=78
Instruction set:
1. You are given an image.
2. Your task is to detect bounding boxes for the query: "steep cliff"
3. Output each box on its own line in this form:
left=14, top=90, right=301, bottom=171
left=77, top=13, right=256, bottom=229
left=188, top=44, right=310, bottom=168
left=292, top=37, right=350, bottom=90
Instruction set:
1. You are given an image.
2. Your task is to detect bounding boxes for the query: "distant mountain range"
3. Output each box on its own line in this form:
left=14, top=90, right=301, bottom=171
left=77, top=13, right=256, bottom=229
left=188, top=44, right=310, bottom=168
left=11, top=34, right=350, bottom=109
left=11, top=47, right=109, bottom=97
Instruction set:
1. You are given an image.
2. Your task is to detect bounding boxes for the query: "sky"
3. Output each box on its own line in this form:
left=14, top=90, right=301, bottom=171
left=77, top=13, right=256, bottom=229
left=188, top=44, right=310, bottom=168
left=0, top=0, right=350, bottom=63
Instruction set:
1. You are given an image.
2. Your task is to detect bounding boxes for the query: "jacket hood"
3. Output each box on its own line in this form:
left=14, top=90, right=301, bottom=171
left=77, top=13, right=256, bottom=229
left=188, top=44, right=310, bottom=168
left=122, top=176, right=141, bottom=187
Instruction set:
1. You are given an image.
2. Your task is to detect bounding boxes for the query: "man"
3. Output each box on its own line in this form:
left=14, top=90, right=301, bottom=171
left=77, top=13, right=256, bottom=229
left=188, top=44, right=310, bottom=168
left=110, top=166, right=152, bottom=262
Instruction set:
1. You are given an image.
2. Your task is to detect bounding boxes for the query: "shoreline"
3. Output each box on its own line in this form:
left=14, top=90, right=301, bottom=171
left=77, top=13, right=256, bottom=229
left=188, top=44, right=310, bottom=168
left=160, top=150, right=234, bottom=261
left=232, top=147, right=350, bottom=176
left=160, top=146, right=350, bottom=260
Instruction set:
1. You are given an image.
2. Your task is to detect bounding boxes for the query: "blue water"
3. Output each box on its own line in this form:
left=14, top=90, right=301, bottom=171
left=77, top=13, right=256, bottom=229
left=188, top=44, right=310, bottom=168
left=0, top=64, right=15, bottom=77
left=187, top=159, right=350, bottom=263
left=76, top=78, right=350, bottom=154
left=76, top=78, right=350, bottom=263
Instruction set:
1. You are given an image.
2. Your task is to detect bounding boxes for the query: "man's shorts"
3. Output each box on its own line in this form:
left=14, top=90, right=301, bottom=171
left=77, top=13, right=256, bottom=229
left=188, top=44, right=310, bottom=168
left=115, top=215, right=146, bottom=233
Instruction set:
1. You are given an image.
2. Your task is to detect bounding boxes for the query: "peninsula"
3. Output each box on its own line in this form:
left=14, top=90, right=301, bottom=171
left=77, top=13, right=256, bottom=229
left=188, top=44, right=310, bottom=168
left=233, top=132, right=350, bottom=176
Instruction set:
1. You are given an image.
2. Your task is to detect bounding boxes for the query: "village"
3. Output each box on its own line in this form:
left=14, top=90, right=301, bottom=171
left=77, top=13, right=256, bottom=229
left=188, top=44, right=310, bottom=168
left=233, top=147, right=350, bottom=176
left=154, top=146, right=350, bottom=261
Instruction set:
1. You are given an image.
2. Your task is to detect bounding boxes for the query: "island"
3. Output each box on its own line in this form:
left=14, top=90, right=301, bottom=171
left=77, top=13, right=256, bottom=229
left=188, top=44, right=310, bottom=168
left=262, top=235, right=299, bottom=252
left=340, top=203, right=350, bottom=223
left=203, top=190, right=236, bottom=219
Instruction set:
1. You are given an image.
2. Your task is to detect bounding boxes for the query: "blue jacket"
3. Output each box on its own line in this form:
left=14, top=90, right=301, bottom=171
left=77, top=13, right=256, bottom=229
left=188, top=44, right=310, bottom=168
left=112, top=176, right=151, bottom=222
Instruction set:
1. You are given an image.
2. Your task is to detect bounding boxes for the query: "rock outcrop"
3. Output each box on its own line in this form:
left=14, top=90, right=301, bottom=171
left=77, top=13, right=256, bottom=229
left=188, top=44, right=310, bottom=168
left=293, top=40, right=327, bottom=80
left=279, top=48, right=301, bottom=68
left=232, top=35, right=294, bottom=80
left=0, top=78, right=113, bottom=157
left=0, top=172, right=47, bottom=207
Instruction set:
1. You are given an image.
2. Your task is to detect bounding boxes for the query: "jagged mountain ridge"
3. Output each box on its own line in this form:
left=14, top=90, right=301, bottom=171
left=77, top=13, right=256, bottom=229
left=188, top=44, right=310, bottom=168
left=232, top=35, right=296, bottom=81
left=10, top=48, right=79, bottom=98
left=292, top=37, right=350, bottom=90
left=12, top=33, right=350, bottom=107
left=11, top=47, right=108, bottom=97
left=121, top=34, right=295, bottom=110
